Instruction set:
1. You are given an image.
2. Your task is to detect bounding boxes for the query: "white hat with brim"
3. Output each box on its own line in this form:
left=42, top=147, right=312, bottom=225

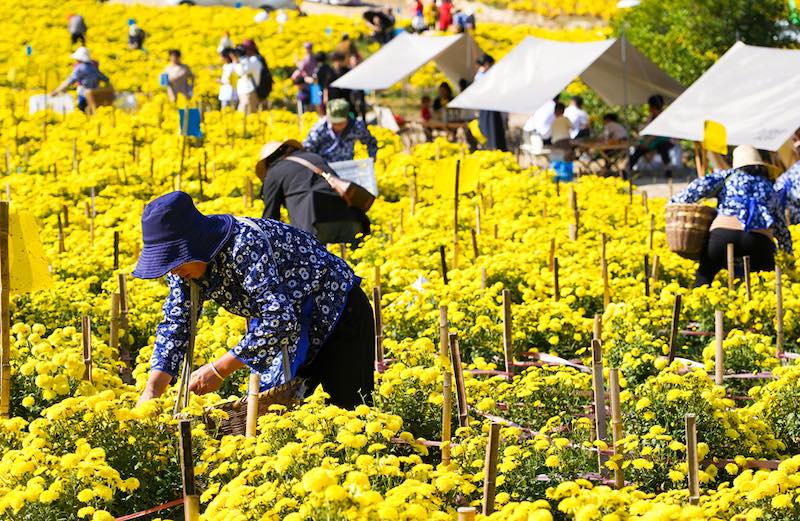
left=255, top=139, right=303, bottom=180
left=70, top=47, right=92, bottom=62
left=732, top=144, right=780, bottom=178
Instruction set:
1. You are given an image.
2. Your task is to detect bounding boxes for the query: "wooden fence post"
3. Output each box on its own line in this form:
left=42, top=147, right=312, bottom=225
left=686, top=414, right=700, bottom=505
left=246, top=372, right=261, bottom=438
left=179, top=420, right=200, bottom=521
left=482, top=422, right=501, bottom=515
left=0, top=202, right=9, bottom=418
left=502, top=289, right=513, bottom=381
left=609, top=368, right=624, bottom=489
left=715, top=310, right=724, bottom=386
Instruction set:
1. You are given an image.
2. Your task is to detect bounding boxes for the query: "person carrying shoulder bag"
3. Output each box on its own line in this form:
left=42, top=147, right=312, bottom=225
left=255, top=140, right=372, bottom=245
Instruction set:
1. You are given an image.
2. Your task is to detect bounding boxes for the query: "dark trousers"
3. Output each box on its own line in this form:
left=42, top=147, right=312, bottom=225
left=297, top=285, right=375, bottom=409
left=70, top=33, right=85, bottom=45
left=695, top=228, right=776, bottom=287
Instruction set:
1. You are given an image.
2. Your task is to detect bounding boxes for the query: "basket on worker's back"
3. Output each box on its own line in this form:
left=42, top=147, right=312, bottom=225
left=204, top=378, right=303, bottom=436
left=85, top=87, right=115, bottom=115
left=665, top=204, right=717, bottom=260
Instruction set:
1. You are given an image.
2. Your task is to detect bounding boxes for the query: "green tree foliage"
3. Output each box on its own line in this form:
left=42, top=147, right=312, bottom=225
left=611, top=0, right=796, bottom=85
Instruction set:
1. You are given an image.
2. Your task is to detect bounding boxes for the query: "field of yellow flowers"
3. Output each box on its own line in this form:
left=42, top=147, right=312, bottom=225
left=2, top=1, right=800, bottom=521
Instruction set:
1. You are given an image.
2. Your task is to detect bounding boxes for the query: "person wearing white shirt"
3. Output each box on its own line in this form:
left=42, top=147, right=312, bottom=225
left=217, top=48, right=238, bottom=109
left=602, top=113, right=629, bottom=142
left=525, top=97, right=558, bottom=144
left=229, top=46, right=262, bottom=114
left=564, top=96, right=590, bottom=139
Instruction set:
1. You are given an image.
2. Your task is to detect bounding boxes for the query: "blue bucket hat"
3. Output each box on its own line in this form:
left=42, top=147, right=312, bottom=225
left=133, top=191, right=235, bottom=279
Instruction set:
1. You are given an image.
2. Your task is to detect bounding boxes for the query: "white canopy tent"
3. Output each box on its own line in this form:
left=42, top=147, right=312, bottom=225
left=330, top=32, right=481, bottom=91
left=641, top=42, right=800, bottom=151
left=448, top=36, right=684, bottom=114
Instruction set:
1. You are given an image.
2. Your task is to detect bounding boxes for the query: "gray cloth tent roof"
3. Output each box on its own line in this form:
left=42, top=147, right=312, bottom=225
left=330, top=32, right=481, bottom=91
left=642, top=42, right=800, bottom=151
left=449, top=35, right=684, bottom=113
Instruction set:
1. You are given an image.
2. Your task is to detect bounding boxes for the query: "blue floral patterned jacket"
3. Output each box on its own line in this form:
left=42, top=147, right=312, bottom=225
left=670, top=168, right=792, bottom=254
left=151, top=218, right=358, bottom=391
left=775, top=161, right=800, bottom=225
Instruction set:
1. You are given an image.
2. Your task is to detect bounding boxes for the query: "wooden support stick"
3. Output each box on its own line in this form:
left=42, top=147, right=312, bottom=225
left=457, top=507, right=476, bottom=521
left=62, top=205, right=69, bottom=227
left=593, top=313, right=602, bottom=342
left=668, top=294, right=682, bottom=363
left=642, top=191, right=649, bottom=213
left=339, top=243, right=346, bottom=261
left=174, top=282, right=200, bottom=414
left=482, top=422, right=501, bottom=515
left=776, top=265, right=784, bottom=356
left=110, top=293, right=120, bottom=353
left=502, top=289, right=513, bottom=381
left=442, top=369, right=452, bottom=465
left=624, top=205, right=628, bottom=226
left=0, top=202, right=9, bottom=418
left=439, top=245, right=449, bottom=285
left=553, top=258, right=560, bottom=302
left=453, top=160, right=461, bottom=269
left=649, top=213, right=655, bottom=250
left=178, top=420, right=200, bottom=521
left=470, top=229, right=479, bottom=259
left=601, top=234, right=610, bottom=309
left=651, top=254, right=660, bottom=283
left=727, top=243, right=735, bottom=291
left=57, top=214, right=65, bottom=253
left=480, top=267, right=487, bottom=289
left=549, top=238, right=556, bottom=272
left=246, top=372, right=261, bottom=437
left=475, top=203, right=481, bottom=235
left=591, top=339, right=608, bottom=472
left=568, top=223, right=577, bottom=241
left=85, top=201, right=94, bottom=247
left=439, top=305, right=449, bottom=362
left=569, top=186, right=576, bottom=211
left=117, top=273, right=133, bottom=384
left=248, top=179, right=254, bottom=208
left=373, top=286, right=384, bottom=372
left=449, top=333, right=468, bottom=427
left=644, top=255, right=650, bottom=299
left=113, top=231, right=120, bottom=270
left=715, top=310, right=724, bottom=386
left=686, top=414, right=700, bottom=505
left=743, top=256, right=752, bottom=301
left=81, top=316, right=93, bottom=383
left=609, top=368, right=624, bottom=489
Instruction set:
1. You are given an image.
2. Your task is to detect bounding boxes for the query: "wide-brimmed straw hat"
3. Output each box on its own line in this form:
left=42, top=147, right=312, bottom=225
left=70, top=46, right=92, bottom=63
left=255, top=139, right=303, bottom=180
left=132, top=192, right=234, bottom=279
left=732, top=144, right=773, bottom=170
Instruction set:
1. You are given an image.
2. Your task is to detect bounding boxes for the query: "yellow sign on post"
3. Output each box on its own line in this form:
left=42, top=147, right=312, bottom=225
left=703, top=120, right=728, bottom=155
left=434, top=157, right=480, bottom=198
left=8, top=210, right=52, bottom=295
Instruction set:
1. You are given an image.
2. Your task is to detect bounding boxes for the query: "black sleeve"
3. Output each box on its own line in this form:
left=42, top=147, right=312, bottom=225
left=261, top=176, right=284, bottom=221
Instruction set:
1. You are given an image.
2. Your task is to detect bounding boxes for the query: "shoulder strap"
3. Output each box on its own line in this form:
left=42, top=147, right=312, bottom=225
left=285, top=155, right=333, bottom=180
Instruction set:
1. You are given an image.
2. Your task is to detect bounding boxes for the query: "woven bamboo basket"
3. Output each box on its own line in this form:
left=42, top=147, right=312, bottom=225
left=665, top=204, right=717, bottom=260
left=204, top=378, right=303, bottom=436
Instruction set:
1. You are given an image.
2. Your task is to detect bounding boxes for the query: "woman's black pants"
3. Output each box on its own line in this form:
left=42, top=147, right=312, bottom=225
left=297, top=285, right=375, bottom=409
left=694, top=228, right=776, bottom=287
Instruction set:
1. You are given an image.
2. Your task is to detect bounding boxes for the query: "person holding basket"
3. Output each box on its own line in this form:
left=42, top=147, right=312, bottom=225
left=669, top=145, right=792, bottom=287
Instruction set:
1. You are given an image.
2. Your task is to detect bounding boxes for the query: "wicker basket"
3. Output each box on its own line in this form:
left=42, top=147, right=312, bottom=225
left=665, top=204, right=717, bottom=260
left=204, top=378, right=303, bottom=437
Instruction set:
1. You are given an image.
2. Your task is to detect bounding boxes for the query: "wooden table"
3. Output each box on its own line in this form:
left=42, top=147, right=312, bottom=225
left=572, top=139, right=629, bottom=176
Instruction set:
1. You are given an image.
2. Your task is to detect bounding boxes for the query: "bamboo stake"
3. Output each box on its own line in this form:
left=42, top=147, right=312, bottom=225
left=502, top=289, right=513, bottom=381
left=178, top=420, right=200, bottom=521
left=248, top=179, right=254, bottom=208
left=246, top=372, right=261, bottom=437
left=776, top=265, right=784, bottom=356
left=409, top=169, right=416, bottom=216
left=110, top=293, right=120, bottom=353
left=726, top=243, right=735, bottom=291
left=715, top=310, right=724, bottom=386
left=743, top=256, right=751, bottom=301
left=651, top=254, right=660, bottom=283
left=553, top=258, right=560, bottom=302
left=0, top=202, right=9, bottom=418
left=609, top=368, right=624, bottom=489
left=62, top=204, right=69, bottom=227
left=339, top=243, right=346, bottom=260
left=642, top=191, right=649, bottom=213
left=591, top=339, right=608, bottom=472
left=449, top=332, right=468, bottom=427
left=482, top=422, right=501, bottom=515
left=470, top=229, right=479, bottom=259
left=668, top=294, right=682, bottom=363
left=601, top=234, right=610, bottom=309
left=624, top=205, right=628, bottom=226
left=649, top=213, right=655, bottom=250
left=113, top=231, right=120, bottom=270
left=549, top=238, right=556, bottom=272
left=475, top=203, right=481, bottom=235
left=644, top=254, right=650, bottom=300
left=118, top=273, right=133, bottom=384
left=442, top=368, right=452, bottom=465
left=593, top=313, right=602, bottom=342
left=439, top=306, right=449, bottom=362
left=457, top=507, right=476, bottom=521
left=373, top=286, right=384, bottom=372
left=174, top=282, right=200, bottom=414
left=686, top=414, right=700, bottom=505
left=480, top=267, right=487, bottom=289
left=568, top=223, right=577, bottom=241
left=81, top=316, right=92, bottom=383
left=439, top=245, right=449, bottom=285
left=57, top=214, right=65, bottom=253
left=453, top=160, right=460, bottom=269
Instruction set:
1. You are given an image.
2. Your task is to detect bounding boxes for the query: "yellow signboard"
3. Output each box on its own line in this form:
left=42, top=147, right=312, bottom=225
left=433, top=157, right=480, bottom=198
left=703, top=120, right=727, bottom=155
left=8, top=210, right=52, bottom=295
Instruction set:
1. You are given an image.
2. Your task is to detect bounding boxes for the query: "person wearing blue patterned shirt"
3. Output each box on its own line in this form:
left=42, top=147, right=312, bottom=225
left=775, top=159, right=800, bottom=225
left=133, top=191, right=375, bottom=409
left=671, top=145, right=792, bottom=287
left=303, top=98, right=378, bottom=163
